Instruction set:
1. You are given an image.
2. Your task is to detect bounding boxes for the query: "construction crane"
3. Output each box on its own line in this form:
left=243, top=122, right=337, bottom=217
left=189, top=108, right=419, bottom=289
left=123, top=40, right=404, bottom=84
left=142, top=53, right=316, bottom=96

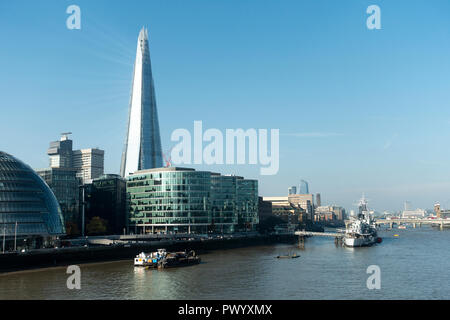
left=162, top=146, right=174, bottom=167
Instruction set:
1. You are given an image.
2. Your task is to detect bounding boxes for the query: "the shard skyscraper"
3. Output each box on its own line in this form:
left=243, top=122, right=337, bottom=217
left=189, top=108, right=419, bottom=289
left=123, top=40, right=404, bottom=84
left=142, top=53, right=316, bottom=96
left=120, top=27, right=163, bottom=177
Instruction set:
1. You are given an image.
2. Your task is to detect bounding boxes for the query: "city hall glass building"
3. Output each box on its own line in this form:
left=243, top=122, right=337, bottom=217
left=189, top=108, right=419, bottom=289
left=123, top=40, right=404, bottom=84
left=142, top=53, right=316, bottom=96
left=0, top=152, right=65, bottom=250
left=126, top=167, right=258, bottom=234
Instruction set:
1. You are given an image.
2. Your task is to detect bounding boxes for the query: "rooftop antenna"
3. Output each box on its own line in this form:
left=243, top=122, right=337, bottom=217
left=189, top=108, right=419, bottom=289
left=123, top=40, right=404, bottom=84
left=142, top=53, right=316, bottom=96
left=60, top=132, right=72, bottom=141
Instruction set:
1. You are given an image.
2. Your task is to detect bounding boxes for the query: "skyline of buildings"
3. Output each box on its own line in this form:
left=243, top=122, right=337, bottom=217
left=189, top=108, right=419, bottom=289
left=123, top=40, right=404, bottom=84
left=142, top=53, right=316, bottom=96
left=46, top=133, right=105, bottom=184
left=13, top=21, right=450, bottom=224
left=37, top=133, right=105, bottom=229
left=3, top=2, right=450, bottom=212
left=1, top=3, right=450, bottom=302
left=22, top=28, right=262, bottom=237
left=261, top=186, right=347, bottom=228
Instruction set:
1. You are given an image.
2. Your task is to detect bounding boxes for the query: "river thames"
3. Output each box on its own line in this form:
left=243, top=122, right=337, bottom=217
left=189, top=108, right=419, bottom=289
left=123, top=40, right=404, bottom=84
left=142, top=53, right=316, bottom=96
left=0, top=226, right=449, bottom=300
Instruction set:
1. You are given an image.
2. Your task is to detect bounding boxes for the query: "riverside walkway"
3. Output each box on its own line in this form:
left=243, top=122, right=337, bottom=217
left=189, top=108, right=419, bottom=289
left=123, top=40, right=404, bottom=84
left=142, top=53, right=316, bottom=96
left=294, top=231, right=344, bottom=238
left=294, top=230, right=345, bottom=247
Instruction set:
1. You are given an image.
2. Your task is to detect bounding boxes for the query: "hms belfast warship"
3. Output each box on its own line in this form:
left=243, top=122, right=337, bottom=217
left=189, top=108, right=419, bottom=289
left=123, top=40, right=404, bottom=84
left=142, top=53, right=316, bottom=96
left=344, top=195, right=381, bottom=247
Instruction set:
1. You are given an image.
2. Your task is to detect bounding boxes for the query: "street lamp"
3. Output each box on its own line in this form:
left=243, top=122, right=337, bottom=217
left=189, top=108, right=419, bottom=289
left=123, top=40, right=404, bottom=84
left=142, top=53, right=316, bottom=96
left=2, top=225, right=5, bottom=254
left=80, top=185, right=88, bottom=237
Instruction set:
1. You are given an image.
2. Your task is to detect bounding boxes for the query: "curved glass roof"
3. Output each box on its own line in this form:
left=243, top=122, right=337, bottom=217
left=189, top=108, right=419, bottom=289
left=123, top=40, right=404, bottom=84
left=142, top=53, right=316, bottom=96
left=0, top=151, right=65, bottom=237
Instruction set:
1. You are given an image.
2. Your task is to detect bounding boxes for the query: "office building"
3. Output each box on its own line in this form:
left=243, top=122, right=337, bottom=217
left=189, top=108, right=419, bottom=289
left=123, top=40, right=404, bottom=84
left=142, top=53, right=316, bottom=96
left=314, top=206, right=335, bottom=221
left=84, top=174, right=127, bottom=235
left=316, top=193, right=321, bottom=207
left=36, top=167, right=79, bottom=226
left=262, top=197, right=308, bottom=223
left=40, top=134, right=105, bottom=229
left=299, top=179, right=309, bottom=194
left=332, top=206, right=346, bottom=220
left=120, top=27, right=163, bottom=177
left=236, top=178, right=258, bottom=230
left=288, top=186, right=297, bottom=195
left=0, top=152, right=65, bottom=250
left=404, top=201, right=412, bottom=211
left=46, top=133, right=104, bottom=184
left=315, top=205, right=346, bottom=221
left=288, top=194, right=314, bottom=220
left=126, top=167, right=258, bottom=234
left=47, top=132, right=73, bottom=168
left=402, top=208, right=426, bottom=218
left=210, top=174, right=238, bottom=233
left=73, top=148, right=105, bottom=184
left=258, top=197, right=273, bottom=221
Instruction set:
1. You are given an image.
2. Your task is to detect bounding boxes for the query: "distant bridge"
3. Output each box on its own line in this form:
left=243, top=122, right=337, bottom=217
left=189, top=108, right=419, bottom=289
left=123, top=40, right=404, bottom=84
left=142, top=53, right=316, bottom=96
left=344, top=218, right=450, bottom=230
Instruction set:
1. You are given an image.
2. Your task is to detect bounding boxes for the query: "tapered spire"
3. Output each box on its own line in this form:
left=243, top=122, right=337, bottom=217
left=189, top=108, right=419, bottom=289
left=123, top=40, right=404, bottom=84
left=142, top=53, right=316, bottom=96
left=120, top=27, right=163, bottom=177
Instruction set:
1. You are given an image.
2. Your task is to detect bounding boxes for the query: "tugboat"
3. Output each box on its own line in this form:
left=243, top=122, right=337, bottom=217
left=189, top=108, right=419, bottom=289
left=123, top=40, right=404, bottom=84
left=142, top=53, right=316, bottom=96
left=344, top=195, right=380, bottom=247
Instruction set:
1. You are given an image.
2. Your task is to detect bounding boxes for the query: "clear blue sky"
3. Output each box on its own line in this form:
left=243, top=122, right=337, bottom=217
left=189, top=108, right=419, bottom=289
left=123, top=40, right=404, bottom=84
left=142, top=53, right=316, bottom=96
left=1, top=0, right=450, bottom=212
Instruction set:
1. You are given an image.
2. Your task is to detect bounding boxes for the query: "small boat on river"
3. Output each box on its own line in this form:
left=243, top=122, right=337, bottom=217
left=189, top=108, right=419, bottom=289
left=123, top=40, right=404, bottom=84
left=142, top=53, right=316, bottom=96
left=276, top=253, right=300, bottom=259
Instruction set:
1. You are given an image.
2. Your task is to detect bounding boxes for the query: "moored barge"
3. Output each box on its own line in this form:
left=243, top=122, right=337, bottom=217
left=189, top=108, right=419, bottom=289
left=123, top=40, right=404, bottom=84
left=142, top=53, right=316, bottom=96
left=134, top=249, right=201, bottom=269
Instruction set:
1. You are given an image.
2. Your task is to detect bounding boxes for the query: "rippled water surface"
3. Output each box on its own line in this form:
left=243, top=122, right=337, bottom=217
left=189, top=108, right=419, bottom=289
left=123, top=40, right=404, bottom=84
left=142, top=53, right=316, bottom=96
left=1, top=227, right=449, bottom=299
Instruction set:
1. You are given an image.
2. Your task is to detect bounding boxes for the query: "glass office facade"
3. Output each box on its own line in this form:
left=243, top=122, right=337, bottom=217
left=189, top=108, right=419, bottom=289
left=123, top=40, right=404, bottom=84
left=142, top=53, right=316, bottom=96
left=37, top=168, right=79, bottom=225
left=127, top=168, right=258, bottom=234
left=0, top=152, right=65, bottom=249
left=236, top=178, right=259, bottom=230
left=85, top=174, right=127, bottom=235
left=211, top=174, right=237, bottom=233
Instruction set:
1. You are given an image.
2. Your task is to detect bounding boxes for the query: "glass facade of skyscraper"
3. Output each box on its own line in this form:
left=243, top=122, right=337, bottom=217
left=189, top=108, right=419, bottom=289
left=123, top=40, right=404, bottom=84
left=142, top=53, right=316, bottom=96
left=126, top=167, right=258, bottom=234
left=36, top=168, right=80, bottom=226
left=299, top=179, right=309, bottom=194
left=84, top=174, right=127, bottom=235
left=0, top=152, right=65, bottom=250
left=120, top=28, right=163, bottom=177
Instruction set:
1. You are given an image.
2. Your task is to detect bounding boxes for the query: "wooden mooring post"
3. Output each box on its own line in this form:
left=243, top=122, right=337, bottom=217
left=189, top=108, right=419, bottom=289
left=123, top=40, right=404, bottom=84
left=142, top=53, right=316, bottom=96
left=298, top=235, right=305, bottom=249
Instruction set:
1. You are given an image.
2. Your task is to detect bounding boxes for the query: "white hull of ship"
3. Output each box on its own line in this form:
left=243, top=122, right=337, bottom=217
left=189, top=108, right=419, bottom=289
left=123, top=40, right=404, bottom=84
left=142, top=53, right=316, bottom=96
left=344, top=236, right=376, bottom=247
